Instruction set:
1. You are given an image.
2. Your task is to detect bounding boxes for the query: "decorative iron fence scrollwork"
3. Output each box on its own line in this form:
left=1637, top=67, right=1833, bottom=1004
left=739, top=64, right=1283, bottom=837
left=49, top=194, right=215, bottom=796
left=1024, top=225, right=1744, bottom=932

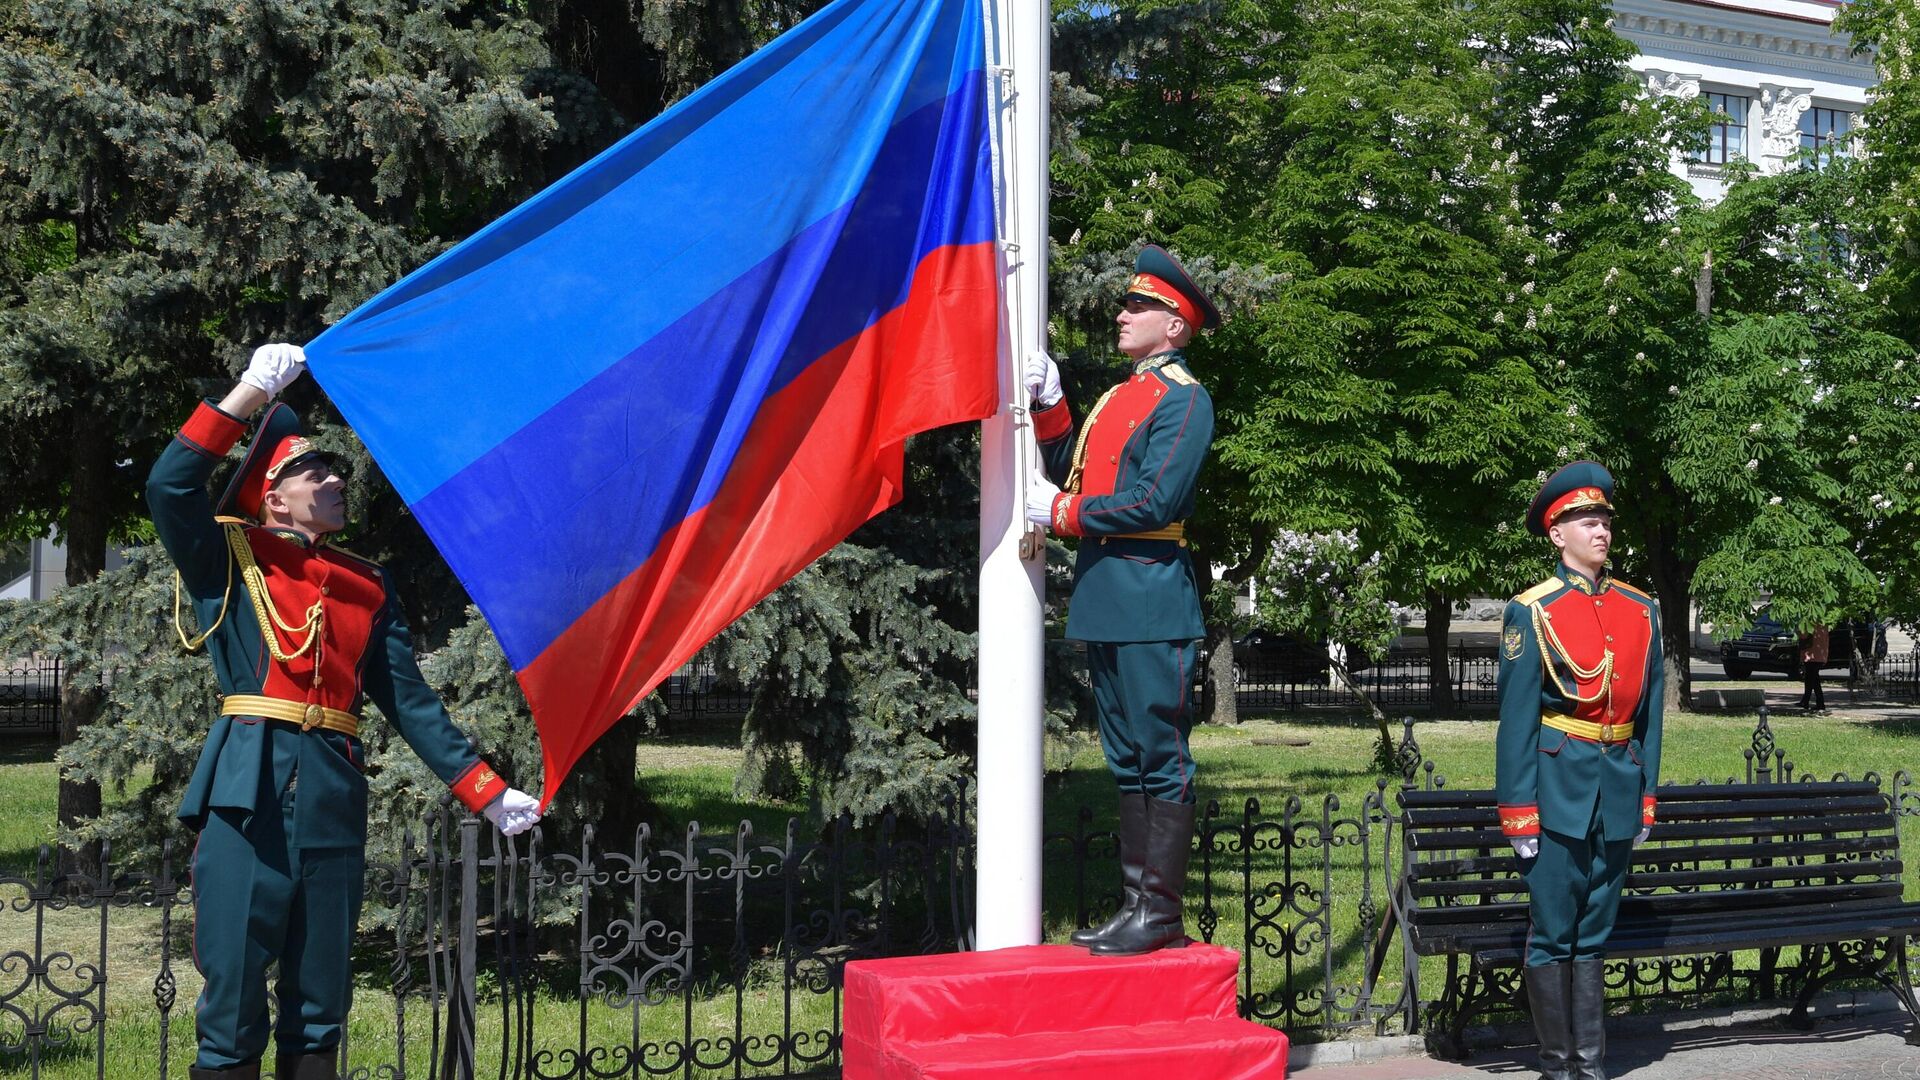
left=0, top=659, right=60, bottom=735
left=3, top=711, right=1918, bottom=1076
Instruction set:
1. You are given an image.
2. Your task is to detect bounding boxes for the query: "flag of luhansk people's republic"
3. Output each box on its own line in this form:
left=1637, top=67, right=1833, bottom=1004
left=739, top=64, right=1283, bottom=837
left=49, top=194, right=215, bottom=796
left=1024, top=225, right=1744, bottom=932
left=304, top=0, right=999, bottom=804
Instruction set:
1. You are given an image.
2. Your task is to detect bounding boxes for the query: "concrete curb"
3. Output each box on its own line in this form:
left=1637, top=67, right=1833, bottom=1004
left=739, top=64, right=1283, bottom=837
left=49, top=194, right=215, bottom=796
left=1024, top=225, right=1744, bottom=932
left=1284, top=986, right=1917, bottom=1069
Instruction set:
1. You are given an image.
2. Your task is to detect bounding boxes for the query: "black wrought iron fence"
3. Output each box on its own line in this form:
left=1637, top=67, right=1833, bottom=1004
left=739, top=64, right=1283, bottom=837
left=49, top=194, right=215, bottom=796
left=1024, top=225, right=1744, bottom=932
left=4, top=713, right=1917, bottom=1079
left=0, top=658, right=59, bottom=734
left=1851, top=649, right=1920, bottom=704
left=1233, top=648, right=1499, bottom=711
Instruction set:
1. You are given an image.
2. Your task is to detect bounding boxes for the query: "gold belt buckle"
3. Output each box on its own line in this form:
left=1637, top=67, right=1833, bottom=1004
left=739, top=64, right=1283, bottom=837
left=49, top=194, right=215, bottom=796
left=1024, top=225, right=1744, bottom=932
left=1600, top=721, right=1616, bottom=742
left=302, top=704, right=324, bottom=732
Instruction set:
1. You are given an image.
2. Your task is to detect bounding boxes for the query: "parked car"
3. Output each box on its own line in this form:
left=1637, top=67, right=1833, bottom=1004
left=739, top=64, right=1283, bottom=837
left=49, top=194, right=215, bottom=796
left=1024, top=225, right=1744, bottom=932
left=1719, top=609, right=1887, bottom=679
left=1231, top=628, right=1371, bottom=684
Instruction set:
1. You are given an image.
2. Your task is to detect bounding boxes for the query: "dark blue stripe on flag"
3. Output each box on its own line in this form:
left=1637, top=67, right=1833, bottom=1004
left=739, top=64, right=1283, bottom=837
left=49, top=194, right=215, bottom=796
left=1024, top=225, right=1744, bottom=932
left=411, top=74, right=993, bottom=669
left=307, top=0, right=981, bottom=503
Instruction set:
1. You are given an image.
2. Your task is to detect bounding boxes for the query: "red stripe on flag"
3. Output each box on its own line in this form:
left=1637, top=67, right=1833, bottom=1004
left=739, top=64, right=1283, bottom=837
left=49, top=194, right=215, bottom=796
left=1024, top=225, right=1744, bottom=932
left=519, top=240, right=1000, bottom=804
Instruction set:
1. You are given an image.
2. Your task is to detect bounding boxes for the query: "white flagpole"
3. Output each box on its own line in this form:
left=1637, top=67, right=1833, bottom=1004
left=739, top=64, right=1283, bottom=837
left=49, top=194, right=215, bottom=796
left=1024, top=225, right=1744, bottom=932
left=975, top=0, right=1048, bottom=951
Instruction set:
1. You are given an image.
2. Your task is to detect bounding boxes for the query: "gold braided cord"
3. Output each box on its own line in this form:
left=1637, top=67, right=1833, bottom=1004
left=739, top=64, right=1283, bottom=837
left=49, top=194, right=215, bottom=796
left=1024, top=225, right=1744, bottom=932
left=1529, top=602, right=1613, bottom=707
left=1065, top=385, right=1123, bottom=495
left=172, top=557, right=234, bottom=653
left=225, top=523, right=324, bottom=662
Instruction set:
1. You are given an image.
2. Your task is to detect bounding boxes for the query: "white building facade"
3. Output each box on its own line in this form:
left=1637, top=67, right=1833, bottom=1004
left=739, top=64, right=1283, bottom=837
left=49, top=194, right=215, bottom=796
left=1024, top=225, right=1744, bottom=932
left=1616, top=0, right=1876, bottom=202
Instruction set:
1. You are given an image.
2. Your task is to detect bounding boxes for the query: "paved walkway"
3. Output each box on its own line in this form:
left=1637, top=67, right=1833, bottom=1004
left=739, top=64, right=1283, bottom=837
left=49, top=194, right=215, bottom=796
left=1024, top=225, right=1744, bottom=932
left=1294, top=1013, right=1920, bottom=1079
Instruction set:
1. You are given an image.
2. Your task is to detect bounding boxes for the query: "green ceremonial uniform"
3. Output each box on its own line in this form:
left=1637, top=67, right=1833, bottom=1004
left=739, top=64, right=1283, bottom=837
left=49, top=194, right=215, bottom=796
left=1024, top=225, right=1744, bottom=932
left=151, top=400, right=510, bottom=1075
left=1498, top=459, right=1663, bottom=1076
left=1035, top=351, right=1213, bottom=802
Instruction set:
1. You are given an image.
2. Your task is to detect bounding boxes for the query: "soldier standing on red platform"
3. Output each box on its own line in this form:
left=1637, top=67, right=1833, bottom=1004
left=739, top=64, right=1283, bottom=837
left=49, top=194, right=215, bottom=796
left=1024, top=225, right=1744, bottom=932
left=150, top=345, right=543, bottom=1080
left=1022, top=245, right=1217, bottom=957
left=1497, top=461, right=1664, bottom=1080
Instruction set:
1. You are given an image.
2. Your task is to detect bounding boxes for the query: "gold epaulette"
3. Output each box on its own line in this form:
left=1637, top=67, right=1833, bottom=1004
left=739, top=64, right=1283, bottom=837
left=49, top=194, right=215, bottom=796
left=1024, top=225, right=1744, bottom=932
left=1161, top=365, right=1198, bottom=387
left=1609, top=579, right=1653, bottom=602
left=1513, top=577, right=1561, bottom=605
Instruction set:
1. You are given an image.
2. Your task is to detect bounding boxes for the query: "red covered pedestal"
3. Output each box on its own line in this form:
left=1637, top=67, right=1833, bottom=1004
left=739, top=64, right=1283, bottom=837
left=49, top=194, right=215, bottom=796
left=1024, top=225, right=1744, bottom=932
left=843, top=944, right=1288, bottom=1079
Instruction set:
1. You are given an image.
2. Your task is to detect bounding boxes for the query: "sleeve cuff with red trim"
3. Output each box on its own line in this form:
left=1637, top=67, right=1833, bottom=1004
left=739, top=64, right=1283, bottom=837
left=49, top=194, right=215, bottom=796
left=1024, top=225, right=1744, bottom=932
left=178, top=400, right=247, bottom=458
left=452, top=760, right=509, bottom=813
left=1642, top=795, right=1657, bottom=826
left=1498, top=803, right=1541, bottom=838
left=1051, top=492, right=1084, bottom=536
left=1033, top=398, right=1073, bottom=443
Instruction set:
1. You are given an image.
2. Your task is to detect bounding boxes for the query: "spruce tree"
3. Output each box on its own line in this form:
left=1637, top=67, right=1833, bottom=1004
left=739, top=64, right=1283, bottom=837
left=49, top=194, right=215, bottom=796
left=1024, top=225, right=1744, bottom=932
left=0, top=0, right=601, bottom=860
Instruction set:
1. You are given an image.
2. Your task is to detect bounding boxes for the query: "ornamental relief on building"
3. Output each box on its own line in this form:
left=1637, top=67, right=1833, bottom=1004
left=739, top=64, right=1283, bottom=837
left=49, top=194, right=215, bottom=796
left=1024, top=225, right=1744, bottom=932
left=1755, top=83, right=1814, bottom=165
left=1643, top=69, right=1702, bottom=101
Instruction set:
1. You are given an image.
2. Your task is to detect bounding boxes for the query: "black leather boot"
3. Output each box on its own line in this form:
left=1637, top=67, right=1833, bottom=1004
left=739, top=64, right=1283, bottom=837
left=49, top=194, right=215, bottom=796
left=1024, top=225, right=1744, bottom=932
left=1072, top=793, right=1148, bottom=947
left=275, top=1051, right=338, bottom=1080
left=190, top=1062, right=261, bottom=1080
left=1089, top=797, right=1195, bottom=956
left=1569, top=958, right=1608, bottom=1080
left=1523, top=962, right=1575, bottom=1080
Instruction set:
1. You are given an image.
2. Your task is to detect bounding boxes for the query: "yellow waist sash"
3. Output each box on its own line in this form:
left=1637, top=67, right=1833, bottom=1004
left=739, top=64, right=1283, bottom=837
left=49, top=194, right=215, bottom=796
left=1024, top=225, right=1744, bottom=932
left=1101, top=522, right=1188, bottom=545
left=221, top=694, right=360, bottom=738
left=1541, top=709, right=1631, bottom=745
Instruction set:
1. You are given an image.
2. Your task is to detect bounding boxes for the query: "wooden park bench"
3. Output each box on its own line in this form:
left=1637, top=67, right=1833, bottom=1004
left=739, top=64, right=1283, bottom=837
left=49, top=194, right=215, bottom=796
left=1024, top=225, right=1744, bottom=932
left=1377, top=778, right=1920, bottom=1057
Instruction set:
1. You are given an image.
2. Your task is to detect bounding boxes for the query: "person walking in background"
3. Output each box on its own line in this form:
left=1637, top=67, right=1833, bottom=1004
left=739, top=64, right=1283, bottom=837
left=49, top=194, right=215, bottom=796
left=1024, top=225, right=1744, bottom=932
left=1797, top=625, right=1829, bottom=712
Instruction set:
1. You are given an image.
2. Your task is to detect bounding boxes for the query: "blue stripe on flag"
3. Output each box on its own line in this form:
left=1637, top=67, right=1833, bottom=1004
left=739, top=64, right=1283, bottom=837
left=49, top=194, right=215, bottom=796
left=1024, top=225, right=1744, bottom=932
left=410, top=74, right=993, bottom=668
left=307, top=0, right=981, bottom=504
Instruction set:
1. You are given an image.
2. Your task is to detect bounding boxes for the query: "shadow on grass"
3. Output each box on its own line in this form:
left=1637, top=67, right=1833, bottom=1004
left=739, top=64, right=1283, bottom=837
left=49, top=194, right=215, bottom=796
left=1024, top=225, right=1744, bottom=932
left=0, top=734, right=57, bottom=766
left=1855, top=713, right=1920, bottom=738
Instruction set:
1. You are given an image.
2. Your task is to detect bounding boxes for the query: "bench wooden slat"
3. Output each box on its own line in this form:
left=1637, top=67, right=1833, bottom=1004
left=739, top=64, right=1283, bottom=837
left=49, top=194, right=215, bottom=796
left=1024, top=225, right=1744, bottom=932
left=1454, top=904, right=1920, bottom=965
left=1398, top=781, right=1881, bottom=809
left=1410, top=858, right=1903, bottom=899
left=1408, top=835, right=1896, bottom=880
left=1404, top=794, right=1887, bottom=830
left=1408, top=813, right=1899, bottom=850
left=1412, top=897, right=1920, bottom=958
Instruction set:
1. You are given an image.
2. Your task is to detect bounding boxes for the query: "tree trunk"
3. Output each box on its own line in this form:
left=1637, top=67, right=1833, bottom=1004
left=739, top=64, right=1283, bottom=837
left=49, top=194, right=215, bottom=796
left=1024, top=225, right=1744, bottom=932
left=1641, top=517, right=1694, bottom=713
left=1202, top=621, right=1238, bottom=725
left=58, top=414, right=110, bottom=874
left=1424, top=588, right=1454, bottom=716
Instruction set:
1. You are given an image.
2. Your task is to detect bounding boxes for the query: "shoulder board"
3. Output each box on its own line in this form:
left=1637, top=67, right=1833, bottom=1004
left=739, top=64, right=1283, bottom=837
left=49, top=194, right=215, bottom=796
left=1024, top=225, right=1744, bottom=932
left=1513, top=577, right=1561, bottom=605
left=214, top=515, right=252, bottom=526
left=1160, top=365, right=1198, bottom=388
left=1609, top=580, right=1653, bottom=602
left=324, top=543, right=384, bottom=572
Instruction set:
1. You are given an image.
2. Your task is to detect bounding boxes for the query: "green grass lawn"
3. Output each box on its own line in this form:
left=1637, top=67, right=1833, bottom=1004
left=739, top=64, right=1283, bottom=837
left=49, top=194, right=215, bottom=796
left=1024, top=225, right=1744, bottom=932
left=4, top=706, right=1919, bottom=1075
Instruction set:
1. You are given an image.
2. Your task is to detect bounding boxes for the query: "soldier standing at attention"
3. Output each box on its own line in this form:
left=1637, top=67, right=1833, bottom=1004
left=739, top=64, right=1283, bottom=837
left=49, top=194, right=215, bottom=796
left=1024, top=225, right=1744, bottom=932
left=150, top=344, right=543, bottom=1080
left=1497, top=461, right=1663, bottom=1080
left=1023, top=245, right=1217, bottom=956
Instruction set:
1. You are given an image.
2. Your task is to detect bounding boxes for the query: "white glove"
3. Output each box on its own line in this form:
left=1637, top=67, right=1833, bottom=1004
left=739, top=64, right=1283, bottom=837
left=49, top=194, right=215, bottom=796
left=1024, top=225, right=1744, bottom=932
left=483, top=787, right=542, bottom=837
left=1024, top=350, right=1063, bottom=408
left=240, top=343, right=307, bottom=398
left=1025, top=471, right=1061, bottom=528
left=1510, top=837, right=1539, bottom=860
left=1633, top=826, right=1651, bottom=848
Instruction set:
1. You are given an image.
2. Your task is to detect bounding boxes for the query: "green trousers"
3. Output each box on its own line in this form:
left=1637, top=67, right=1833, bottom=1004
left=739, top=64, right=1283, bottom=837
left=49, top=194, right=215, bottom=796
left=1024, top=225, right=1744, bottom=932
left=191, top=788, right=364, bottom=1069
left=1087, top=640, right=1199, bottom=804
left=1521, top=805, right=1631, bottom=967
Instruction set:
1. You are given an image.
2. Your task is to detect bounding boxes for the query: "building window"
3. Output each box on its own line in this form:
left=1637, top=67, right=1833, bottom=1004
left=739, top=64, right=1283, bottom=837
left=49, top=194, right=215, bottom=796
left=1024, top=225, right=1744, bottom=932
left=1799, top=107, right=1852, bottom=166
left=1692, top=93, right=1748, bottom=165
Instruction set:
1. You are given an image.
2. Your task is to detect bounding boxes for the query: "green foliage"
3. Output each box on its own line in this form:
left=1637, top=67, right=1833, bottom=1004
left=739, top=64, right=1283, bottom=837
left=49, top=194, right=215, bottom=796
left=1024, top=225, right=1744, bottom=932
left=0, top=0, right=598, bottom=855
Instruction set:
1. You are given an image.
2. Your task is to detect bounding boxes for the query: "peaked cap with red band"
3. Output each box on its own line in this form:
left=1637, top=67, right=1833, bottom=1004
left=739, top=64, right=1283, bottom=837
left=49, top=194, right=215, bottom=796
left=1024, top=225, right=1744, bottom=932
left=217, top=402, right=329, bottom=521
left=1124, top=244, right=1220, bottom=330
left=1526, top=460, right=1615, bottom=536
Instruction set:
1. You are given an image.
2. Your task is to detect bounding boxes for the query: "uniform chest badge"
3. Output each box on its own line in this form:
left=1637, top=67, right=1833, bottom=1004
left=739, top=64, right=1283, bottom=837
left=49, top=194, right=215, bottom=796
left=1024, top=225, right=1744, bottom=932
left=1503, top=626, right=1525, bottom=660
